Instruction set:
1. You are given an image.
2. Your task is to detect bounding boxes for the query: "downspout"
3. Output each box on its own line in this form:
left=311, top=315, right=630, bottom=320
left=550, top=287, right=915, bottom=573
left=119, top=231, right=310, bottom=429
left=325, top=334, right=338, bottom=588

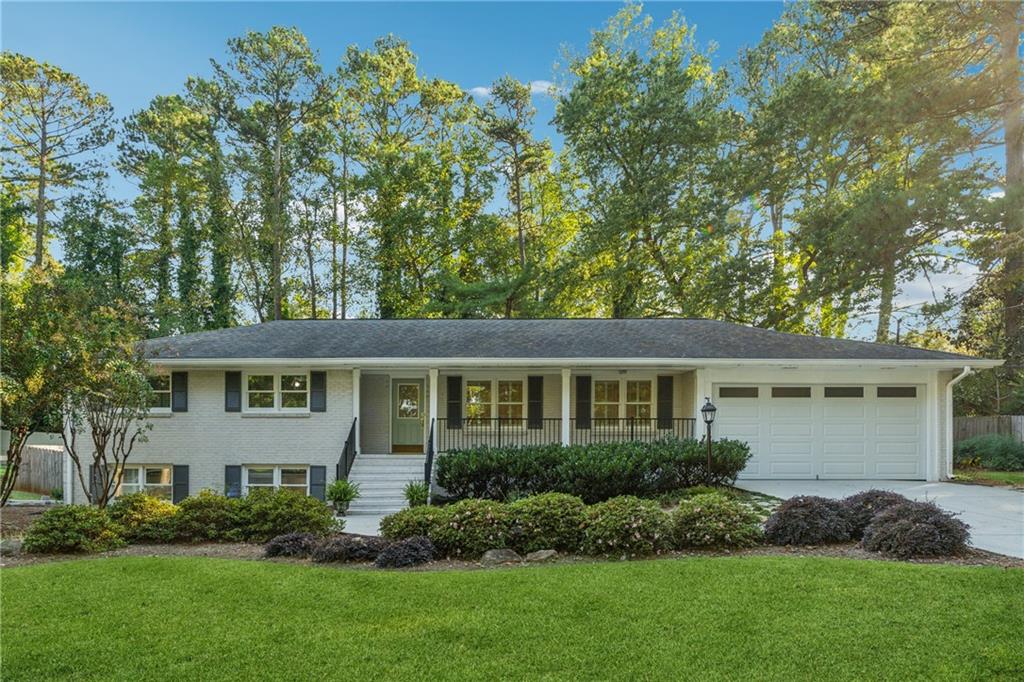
left=945, top=366, right=973, bottom=480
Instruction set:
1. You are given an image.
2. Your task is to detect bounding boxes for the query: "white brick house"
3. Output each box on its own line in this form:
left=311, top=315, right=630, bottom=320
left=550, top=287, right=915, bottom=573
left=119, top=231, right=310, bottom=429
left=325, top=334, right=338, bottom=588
left=65, top=319, right=1001, bottom=514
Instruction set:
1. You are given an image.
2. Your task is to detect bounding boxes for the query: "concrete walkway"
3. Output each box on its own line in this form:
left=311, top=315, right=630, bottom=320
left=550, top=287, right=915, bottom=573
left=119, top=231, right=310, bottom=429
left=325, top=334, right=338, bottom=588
left=737, top=480, right=1024, bottom=559
left=341, top=514, right=385, bottom=536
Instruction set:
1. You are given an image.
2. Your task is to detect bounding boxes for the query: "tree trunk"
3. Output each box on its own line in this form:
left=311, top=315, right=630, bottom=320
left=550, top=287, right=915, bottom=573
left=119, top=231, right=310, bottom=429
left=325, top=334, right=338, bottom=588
left=875, top=254, right=897, bottom=343
left=331, top=185, right=339, bottom=319
left=272, top=133, right=284, bottom=320
left=0, top=428, right=30, bottom=506
left=999, top=6, right=1024, bottom=362
left=341, top=154, right=350, bottom=320
left=34, top=127, right=47, bottom=266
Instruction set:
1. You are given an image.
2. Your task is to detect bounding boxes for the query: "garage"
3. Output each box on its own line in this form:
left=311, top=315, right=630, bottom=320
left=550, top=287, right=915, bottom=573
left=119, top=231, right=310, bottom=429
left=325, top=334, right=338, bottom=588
left=713, top=383, right=926, bottom=480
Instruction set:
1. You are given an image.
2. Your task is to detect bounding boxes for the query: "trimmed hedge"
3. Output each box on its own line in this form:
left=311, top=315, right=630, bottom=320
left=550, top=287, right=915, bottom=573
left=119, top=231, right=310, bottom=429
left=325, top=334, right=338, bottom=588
left=435, top=439, right=752, bottom=503
left=22, top=505, right=126, bottom=554
left=764, top=496, right=853, bottom=546
left=672, top=493, right=762, bottom=549
left=862, top=501, right=970, bottom=558
left=954, top=434, right=1024, bottom=471
left=509, top=493, right=587, bottom=554
left=379, top=505, right=448, bottom=541
left=107, top=493, right=178, bottom=543
left=429, top=499, right=512, bottom=558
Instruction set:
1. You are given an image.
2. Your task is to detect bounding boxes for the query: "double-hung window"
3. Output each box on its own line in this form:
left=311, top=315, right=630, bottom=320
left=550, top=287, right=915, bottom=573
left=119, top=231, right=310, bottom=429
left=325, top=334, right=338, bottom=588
left=625, top=380, right=652, bottom=419
left=464, top=379, right=525, bottom=424
left=119, top=465, right=173, bottom=500
left=497, top=380, right=524, bottom=420
left=593, top=378, right=653, bottom=422
left=244, top=373, right=309, bottom=412
left=148, top=375, right=171, bottom=412
left=243, top=465, right=309, bottom=495
left=593, top=381, right=620, bottom=420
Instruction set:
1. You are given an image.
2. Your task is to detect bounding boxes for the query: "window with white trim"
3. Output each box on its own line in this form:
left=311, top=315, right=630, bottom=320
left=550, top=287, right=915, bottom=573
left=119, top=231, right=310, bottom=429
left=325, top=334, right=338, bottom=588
left=626, top=380, right=652, bottom=419
left=465, top=380, right=492, bottom=423
left=243, top=373, right=310, bottom=412
left=118, top=465, right=173, bottom=500
left=243, top=465, right=309, bottom=495
left=148, top=375, right=171, bottom=411
left=497, top=380, right=524, bottom=420
left=594, top=380, right=620, bottom=420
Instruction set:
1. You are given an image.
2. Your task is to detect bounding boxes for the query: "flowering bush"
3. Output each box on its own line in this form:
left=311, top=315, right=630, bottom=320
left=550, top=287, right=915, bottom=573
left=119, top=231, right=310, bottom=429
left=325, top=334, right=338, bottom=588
left=509, top=492, right=587, bottom=554
left=671, top=493, right=762, bottom=549
left=429, top=499, right=511, bottom=558
left=379, top=505, right=448, bottom=540
left=581, top=496, right=671, bottom=557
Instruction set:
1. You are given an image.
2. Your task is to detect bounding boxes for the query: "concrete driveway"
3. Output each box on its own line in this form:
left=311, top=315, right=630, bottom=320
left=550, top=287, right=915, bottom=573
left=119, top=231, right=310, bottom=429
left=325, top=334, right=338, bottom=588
left=737, top=480, right=1024, bottom=559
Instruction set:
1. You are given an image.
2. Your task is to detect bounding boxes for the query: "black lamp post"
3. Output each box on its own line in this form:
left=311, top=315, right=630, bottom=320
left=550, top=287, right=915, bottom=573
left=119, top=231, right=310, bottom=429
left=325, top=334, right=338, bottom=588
left=701, top=397, right=717, bottom=483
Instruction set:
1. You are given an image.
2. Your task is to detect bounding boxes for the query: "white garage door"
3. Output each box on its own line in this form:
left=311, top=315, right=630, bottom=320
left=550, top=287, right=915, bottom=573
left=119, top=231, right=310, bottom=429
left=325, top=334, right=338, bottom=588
left=713, top=384, right=925, bottom=480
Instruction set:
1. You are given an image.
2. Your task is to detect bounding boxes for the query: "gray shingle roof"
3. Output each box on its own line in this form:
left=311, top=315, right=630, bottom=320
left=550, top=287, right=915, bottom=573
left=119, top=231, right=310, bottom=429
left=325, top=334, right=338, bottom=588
left=144, top=318, right=983, bottom=363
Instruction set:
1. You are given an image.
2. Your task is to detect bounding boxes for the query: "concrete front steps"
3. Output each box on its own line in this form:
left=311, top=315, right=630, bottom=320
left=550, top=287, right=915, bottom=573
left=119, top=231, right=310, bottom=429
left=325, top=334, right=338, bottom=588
left=345, top=454, right=426, bottom=516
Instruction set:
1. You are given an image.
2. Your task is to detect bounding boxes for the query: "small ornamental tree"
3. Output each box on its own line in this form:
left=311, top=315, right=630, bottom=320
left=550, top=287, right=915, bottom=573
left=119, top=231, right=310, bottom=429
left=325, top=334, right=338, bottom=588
left=60, top=300, right=153, bottom=508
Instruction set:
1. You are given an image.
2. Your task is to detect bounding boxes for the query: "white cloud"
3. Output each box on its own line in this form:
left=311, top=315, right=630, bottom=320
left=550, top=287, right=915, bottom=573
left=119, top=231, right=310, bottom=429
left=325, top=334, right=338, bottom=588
left=465, top=80, right=557, bottom=99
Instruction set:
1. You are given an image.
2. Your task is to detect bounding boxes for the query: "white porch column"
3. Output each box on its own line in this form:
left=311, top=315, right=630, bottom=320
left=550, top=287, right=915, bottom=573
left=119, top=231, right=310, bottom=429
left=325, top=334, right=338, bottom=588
left=428, top=368, right=439, bottom=452
left=560, top=368, right=571, bottom=446
left=693, top=368, right=708, bottom=419
left=352, top=368, right=361, bottom=454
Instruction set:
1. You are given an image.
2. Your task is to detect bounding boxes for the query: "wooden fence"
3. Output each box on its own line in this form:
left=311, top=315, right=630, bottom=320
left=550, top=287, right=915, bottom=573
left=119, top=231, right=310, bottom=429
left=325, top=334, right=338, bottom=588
left=954, top=416, right=1024, bottom=444
left=13, top=445, right=64, bottom=495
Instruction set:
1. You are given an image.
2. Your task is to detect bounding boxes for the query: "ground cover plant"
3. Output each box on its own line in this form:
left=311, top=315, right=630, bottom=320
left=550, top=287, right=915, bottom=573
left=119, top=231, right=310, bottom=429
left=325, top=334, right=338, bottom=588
left=434, top=439, right=752, bottom=503
left=3, top=556, right=1022, bottom=680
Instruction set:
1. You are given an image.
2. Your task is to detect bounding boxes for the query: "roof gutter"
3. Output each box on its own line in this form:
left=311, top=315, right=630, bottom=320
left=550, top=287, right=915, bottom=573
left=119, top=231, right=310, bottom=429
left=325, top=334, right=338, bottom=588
left=945, top=366, right=974, bottom=480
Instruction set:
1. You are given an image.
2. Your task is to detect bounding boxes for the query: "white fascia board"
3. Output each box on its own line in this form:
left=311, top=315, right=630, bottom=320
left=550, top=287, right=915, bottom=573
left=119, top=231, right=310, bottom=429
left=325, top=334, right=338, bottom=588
left=148, top=356, right=1004, bottom=370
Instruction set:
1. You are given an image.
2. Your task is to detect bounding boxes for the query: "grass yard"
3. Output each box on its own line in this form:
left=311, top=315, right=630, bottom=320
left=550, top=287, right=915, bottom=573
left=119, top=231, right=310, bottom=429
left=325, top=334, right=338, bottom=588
left=954, top=468, right=1024, bottom=488
left=3, top=556, right=1022, bottom=680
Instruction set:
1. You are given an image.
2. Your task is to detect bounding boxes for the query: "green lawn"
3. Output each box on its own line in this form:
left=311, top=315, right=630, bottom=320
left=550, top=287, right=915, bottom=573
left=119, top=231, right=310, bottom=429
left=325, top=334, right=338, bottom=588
left=3, top=557, right=1022, bottom=680
left=954, top=468, right=1024, bottom=488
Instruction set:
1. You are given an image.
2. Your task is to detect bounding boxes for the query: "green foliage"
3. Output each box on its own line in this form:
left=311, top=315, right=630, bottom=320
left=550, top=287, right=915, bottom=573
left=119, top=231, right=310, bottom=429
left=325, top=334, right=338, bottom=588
left=237, top=487, right=339, bottom=542
left=326, top=479, right=361, bottom=508
left=954, top=434, right=1024, bottom=471
left=508, top=493, right=587, bottom=554
left=107, top=492, right=178, bottom=543
left=172, top=490, right=245, bottom=542
left=22, top=505, right=125, bottom=554
left=435, top=439, right=752, bottom=503
left=581, top=496, right=671, bottom=557
left=403, top=481, right=429, bottom=507
left=671, top=493, right=762, bottom=549
left=428, top=499, right=512, bottom=558
left=379, top=505, right=449, bottom=541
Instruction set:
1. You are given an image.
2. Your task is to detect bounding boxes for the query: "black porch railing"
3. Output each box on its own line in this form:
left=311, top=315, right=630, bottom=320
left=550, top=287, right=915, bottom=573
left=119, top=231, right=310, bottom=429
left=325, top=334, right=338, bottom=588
left=437, top=417, right=562, bottom=451
left=434, top=417, right=696, bottom=451
left=336, top=417, right=358, bottom=480
left=571, top=417, right=696, bottom=445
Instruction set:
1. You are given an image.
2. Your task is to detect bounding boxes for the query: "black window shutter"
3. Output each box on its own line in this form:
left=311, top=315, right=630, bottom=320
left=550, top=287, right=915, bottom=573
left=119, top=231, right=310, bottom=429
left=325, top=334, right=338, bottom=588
left=310, top=371, right=327, bottom=412
left=225, top=371, right=241, bottom=412
left=527, top=376, right=544, bottom=429
left=657, top=375, right=674, bottom=429
left=309, top=465, right=327, bottom=501
left=225, top=465, right=242, bottom=498
left=575, top=375, right=592, bottom=430
left=171, top=372, right=188, bottom=412
left=172, top=465, right=189, bottom=503
left=446, top=375, right=462, bottom=429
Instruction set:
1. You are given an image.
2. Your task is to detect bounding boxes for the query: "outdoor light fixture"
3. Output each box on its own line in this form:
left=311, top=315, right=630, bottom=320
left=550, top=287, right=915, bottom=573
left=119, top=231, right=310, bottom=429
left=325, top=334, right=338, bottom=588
left=701, top=397, right=717, bottom=483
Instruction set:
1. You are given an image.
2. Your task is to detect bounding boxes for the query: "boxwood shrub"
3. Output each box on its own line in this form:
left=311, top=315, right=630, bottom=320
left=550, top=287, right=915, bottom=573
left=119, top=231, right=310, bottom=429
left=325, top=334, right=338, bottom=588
left=671, top=493, right=762, bottom=549
left=107, top=493, right=178, bottom=543
left=22, top=505, right=126, bottom=554
left=508, top=492, right=587, bottom=554
left=842, top=490, right=910, bottom=540
left=862, top=501, right=970, bottom=558
left=954, top=434, right=1024, bottom=471
left=764, top=496, right=853, bottom=546
left=435, top=438, right=752, bottom=503
left=429, top=499, right=511, bottom=558
left=581, top=496, right=671, bottom=557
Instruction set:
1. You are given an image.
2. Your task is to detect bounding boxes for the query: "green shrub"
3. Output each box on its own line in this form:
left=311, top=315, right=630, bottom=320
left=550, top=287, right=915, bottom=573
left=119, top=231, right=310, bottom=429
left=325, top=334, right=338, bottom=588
left=658, top=485, right=736, bottom=508
left=581, top=496, right=671, bottom=557
left=107, top=493, right=178, bottom=543
left=326, top=479, right=361, bottom=511
left=380, top=505, right=449, bottom=540
left=435, top=439, right=752, bottom=503
left=954, top=434, right=1024, bottom=471
left=238, top=488, right=339, bottom=542
left=862, top=501, right=970, bottom=558
left=173, top=490, right=245, bottom=542
left=429, top=498, right=512, bottom=558
left=764, top=496, right=853, bottom=546
left=404, top=481, right=429, bottom=507
left=509, top=493, right=587, bottom=554
left=22, top=505, right=125, bottom=554
left=671, top=493, right=762, bottom=549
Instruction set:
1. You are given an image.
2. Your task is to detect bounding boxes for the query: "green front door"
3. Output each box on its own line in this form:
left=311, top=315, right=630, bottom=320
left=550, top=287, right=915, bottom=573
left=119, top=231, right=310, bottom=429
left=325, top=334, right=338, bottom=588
left=391, top=379, right=425, bottom=453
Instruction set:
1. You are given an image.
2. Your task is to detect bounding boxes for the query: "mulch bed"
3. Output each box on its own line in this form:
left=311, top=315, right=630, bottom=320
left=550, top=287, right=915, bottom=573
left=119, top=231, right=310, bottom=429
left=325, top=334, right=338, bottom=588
left=0, top=505, right=49, bottom=539
left=3, top=535, right=1021, bottom=570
